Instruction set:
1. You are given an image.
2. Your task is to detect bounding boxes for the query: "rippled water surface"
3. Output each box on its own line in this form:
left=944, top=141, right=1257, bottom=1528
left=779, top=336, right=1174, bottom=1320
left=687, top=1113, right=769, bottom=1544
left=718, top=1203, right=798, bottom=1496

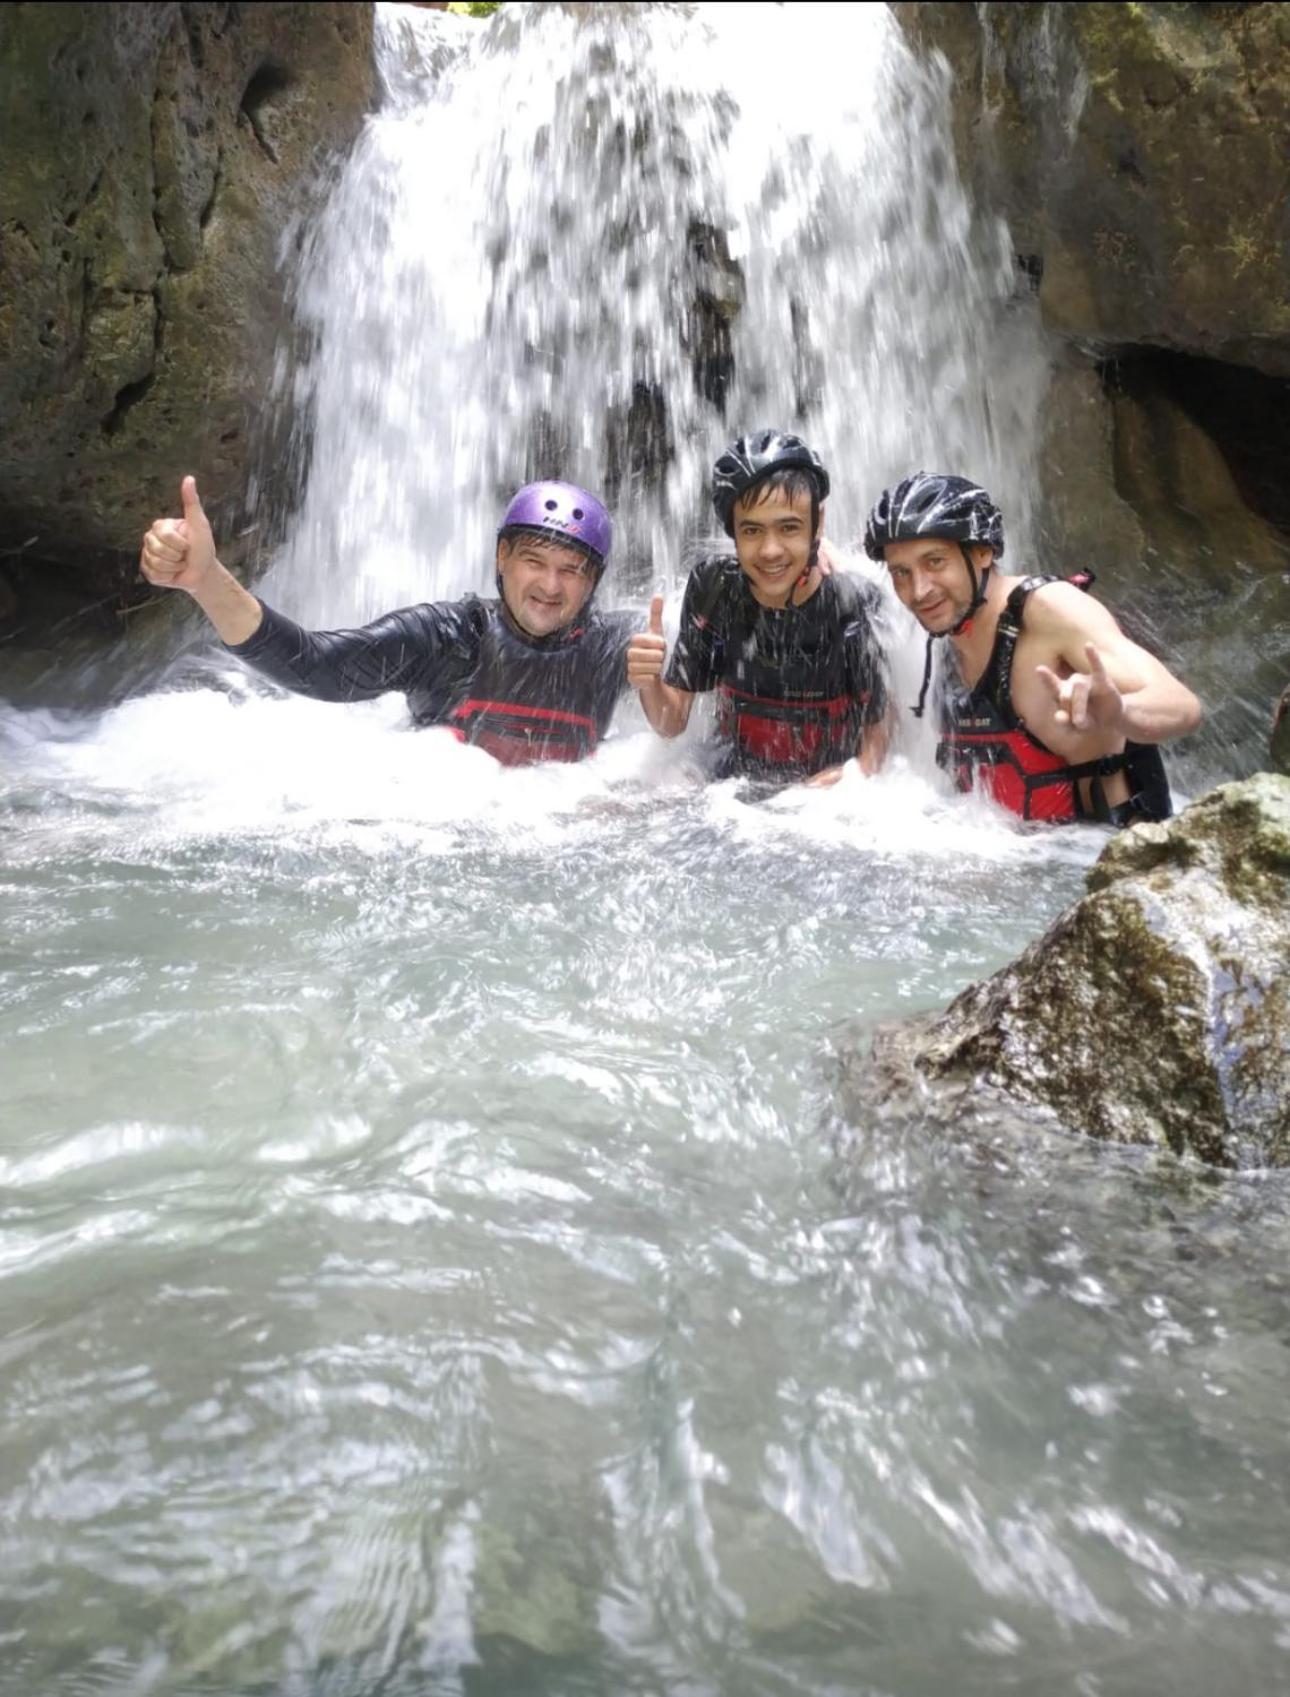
left=5, top=0, right=1287, bottom=1689
left=4, top=695, right=1290, bottom=1696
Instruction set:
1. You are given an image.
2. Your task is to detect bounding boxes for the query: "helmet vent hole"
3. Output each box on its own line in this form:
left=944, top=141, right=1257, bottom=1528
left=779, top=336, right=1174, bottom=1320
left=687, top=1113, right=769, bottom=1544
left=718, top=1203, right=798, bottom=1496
left=543, top=499, right=558, bottom=511
left=572, top=508, right=584, bottom=520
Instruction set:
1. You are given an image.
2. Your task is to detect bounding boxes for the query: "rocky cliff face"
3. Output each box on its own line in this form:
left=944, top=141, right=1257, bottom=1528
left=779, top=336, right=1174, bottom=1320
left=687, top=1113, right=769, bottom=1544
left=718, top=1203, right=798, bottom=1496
left=840, top=774, right=1290, bottom=1170
left=893, top=2, right=1290, bottom=772
left=0, top=2, right=375, bottom=645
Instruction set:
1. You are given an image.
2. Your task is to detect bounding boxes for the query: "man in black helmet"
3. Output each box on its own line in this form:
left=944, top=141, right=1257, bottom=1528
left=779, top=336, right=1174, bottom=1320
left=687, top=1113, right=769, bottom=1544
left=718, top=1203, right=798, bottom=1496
left=864, top=471, right=1202, bottom=825
left=627, top=429, right=890, bottom=785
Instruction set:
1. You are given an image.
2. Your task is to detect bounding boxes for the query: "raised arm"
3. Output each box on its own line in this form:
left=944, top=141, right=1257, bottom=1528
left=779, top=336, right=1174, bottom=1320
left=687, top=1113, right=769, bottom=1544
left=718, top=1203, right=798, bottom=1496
left=628, top=594, right=694, bottom=737
left=140, top=475, right=262, bottom=645
left=1029, top=582, right=1202, bottom=745
left=141, top=476, right=462, bottom=702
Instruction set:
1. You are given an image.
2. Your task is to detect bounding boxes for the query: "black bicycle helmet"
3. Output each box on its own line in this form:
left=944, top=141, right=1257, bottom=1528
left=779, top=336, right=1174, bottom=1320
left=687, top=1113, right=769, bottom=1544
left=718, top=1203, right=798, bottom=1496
left=712, top=429, right=830, bottom=537
left=863, top=471, right=1004, bottom=562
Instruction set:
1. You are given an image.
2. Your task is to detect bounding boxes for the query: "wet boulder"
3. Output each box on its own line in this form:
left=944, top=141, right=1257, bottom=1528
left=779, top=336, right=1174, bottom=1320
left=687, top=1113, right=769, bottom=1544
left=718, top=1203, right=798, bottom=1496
left=0, top=2, right=375, bottom=640
left=841, top=775, right=1290, bottom=1170
left=892, top=2, right=1290, bottom=374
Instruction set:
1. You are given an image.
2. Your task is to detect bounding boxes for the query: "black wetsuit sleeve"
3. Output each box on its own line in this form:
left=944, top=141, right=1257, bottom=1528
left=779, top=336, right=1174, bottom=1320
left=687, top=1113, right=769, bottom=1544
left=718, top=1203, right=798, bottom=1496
left=664, top=560, right=726, bottom=694
left=225, top=598, right=473, bottom=703
left=845, top=579, right=890, bottom=725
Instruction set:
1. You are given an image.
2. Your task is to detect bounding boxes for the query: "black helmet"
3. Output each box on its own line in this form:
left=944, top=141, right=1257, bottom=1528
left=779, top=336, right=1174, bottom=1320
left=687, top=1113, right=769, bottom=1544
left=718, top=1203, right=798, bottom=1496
left=863, top=471, right=1004, bottom=562
left=712, top=429, right=830, bottom=536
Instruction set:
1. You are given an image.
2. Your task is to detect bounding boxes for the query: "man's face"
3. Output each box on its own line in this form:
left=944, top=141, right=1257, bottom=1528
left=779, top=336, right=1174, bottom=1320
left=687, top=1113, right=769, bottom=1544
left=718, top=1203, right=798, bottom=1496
left=731, top=483, right=819, bottom=606
left=884, top=538, right=991, bottom=633
left=497, top=534, right=597, bottom=637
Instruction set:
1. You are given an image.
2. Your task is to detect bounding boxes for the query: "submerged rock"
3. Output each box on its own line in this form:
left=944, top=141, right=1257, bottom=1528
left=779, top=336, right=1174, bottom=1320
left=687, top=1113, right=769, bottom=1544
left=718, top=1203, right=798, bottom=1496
left=841, top=775, right=1290, bottom=1170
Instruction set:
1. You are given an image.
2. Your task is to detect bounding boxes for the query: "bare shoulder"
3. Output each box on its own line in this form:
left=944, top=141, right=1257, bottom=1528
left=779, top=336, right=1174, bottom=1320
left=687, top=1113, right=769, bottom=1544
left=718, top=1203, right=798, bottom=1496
left=1024, top=577, right=1121, bottom=639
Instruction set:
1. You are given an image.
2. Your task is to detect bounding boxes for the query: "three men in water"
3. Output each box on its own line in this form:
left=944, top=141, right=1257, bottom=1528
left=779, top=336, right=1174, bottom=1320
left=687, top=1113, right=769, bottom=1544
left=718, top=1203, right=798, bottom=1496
left=143, top=449, right=1203, bottom=822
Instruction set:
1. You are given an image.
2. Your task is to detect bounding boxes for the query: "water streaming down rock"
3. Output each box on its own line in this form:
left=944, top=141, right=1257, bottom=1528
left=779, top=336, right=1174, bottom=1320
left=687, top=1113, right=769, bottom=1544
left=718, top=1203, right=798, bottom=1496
left=270, top=0, right=1047, bottom=641
left=10, top=9, right=1290, bottom=1695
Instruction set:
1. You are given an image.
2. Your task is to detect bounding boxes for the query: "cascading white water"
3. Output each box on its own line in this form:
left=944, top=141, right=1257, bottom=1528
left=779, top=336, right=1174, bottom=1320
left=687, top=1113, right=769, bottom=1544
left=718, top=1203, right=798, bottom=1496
left=272, top=1, right=1047, bottom=635
left=10, top=10, right=1288, bottom=1696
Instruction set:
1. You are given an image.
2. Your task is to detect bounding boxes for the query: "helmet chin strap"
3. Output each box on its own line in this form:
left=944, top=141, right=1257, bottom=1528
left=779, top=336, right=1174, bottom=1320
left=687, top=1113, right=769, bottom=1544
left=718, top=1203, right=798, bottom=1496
left=911, top=543, right=991, bottom=718
left=949, top=542, right=990, bottom=635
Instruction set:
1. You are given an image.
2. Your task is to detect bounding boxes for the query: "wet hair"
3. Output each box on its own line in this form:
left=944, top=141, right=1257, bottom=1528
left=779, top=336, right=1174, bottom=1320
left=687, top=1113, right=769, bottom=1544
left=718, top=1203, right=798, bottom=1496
left=498, top=527, right=594, bottom=570
left=732, top=467, right=822, bottom=531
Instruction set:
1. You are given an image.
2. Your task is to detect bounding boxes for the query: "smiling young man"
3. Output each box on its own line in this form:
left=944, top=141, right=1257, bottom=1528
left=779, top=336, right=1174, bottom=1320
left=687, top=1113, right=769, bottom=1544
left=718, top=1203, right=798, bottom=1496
left=627, top=430, right=890, bottom=785
left=140, top=478, right=639, bottom=765
left=864, top=471, right=1202, bottom=824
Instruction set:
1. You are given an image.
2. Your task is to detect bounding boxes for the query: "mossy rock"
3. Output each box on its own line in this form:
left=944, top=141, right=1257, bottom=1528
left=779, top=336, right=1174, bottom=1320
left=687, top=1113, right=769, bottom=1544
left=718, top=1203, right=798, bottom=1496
left=0, top=2, right=376, bottom=634
left=842, top=776, right=1290, bottom=1170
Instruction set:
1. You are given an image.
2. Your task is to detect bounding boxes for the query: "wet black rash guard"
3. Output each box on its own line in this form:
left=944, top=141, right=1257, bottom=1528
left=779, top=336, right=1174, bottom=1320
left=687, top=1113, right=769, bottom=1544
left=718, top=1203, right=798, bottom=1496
left=226, top=595, right=638, bottom=765
left=664, top=557, right=889, bottom=780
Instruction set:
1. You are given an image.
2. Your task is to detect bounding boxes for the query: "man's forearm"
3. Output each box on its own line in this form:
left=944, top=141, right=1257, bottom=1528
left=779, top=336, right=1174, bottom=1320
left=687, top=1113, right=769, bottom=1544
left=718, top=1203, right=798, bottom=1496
left=640, top=678, right=693, bottom=738
left=856, top=712, right=892, bottom=775
left=1120, top=680, right=1202, bottom=745
left=188, top=561, right=264, bottom=647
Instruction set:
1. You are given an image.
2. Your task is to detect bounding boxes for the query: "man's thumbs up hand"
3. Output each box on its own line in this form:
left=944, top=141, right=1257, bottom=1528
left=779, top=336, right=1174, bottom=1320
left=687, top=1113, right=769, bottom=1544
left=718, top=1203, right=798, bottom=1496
left=627, top=594, right=669, bottom=690
left=140, top=475, right=220, bottom=592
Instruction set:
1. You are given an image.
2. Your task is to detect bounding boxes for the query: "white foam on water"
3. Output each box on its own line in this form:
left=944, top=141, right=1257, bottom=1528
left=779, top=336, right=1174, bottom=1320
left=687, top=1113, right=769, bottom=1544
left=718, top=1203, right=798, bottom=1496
left=0, top=683, right=1101, bottom=876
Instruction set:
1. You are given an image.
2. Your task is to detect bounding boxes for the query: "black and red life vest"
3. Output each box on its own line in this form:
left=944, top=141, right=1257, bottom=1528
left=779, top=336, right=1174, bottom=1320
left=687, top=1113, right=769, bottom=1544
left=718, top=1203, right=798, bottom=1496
left=665, top=558, right=888, bottom=780
left=715, top=683, right=866, bottom=771
left=414, top=600, right=634, bottom=767
left=445, top=698, right=599, bottom=766
left=938, top=575, right=1172, bottom=825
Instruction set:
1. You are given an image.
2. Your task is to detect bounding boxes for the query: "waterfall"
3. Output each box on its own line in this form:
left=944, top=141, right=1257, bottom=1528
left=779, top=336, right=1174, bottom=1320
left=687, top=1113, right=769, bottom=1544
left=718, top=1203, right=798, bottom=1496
left=270, top=0, right=1048, bottom=636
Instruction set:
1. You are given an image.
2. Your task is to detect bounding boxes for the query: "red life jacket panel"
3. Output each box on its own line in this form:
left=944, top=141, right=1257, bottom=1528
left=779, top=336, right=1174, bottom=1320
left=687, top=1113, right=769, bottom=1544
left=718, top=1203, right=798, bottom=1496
left=938, top=575, right=1172, bottom=825
left=716, top=685, right=860, bottom=770
left=447, top=698, right=598, bottom=767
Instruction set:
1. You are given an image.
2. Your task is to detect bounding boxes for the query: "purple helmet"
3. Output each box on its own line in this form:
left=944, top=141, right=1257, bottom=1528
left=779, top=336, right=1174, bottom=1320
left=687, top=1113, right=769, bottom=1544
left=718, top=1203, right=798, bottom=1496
left=498, top=481, right=613, bottom=572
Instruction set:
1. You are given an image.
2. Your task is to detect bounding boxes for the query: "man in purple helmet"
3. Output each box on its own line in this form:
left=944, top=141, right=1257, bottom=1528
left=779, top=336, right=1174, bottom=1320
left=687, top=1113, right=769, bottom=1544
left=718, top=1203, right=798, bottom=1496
left=140, top=476, right=638, bottom=765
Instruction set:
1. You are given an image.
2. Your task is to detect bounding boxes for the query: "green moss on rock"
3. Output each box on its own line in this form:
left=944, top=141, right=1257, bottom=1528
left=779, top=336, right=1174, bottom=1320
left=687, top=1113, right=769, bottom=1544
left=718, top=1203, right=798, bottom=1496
left=843, top=777, right=1290, bottom=1170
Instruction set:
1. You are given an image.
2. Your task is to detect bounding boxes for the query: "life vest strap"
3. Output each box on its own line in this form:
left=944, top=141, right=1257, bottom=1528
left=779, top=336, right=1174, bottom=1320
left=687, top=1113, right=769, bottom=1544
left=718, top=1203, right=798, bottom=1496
left=718, top=685, right=854, bottom=721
